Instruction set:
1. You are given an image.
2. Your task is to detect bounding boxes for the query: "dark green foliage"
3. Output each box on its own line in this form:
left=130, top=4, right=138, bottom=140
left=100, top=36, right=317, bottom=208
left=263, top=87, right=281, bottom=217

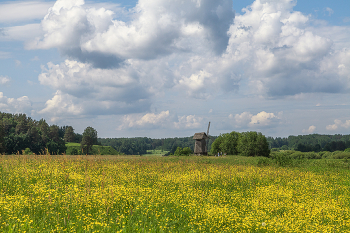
left=99, top=136, right=216, bottom=155
left=268, top=134, right=350, bottom=152
left=238, top=131, right=270, bottom=157
left=63, top=126, right=75, bottom=142
left=46, top=140, right=66, bottom=155
left=174, top=147, right=192, bottom=156
left=0, top=111, right=75, bottom=155
left=211, top=131, right=240, bottom=155
left=211, top=131, right=270, bottom=157
left=81, top=127, right=98, bottom=155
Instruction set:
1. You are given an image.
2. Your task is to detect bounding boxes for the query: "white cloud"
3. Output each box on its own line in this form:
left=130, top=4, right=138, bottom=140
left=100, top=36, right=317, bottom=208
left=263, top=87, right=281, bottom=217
left=326, top=119, right=350, bottom=131
left=325, top=7, right=334, bottom=17
left=28, top=0, right=234, bottom=68
left=0, top=92, right=32, bottom=114
left=302, top=125, right=316, bottom=134
left=39, top=59, right=152, bottom=102
left=0, top=1, right=54, bottom=24
left=0, top=76, right=11, bottom=85
left=119, top=111, right=203, bottom=130
left=122, top=111, right=170, bottom=128
left=174, top=115, right=203, bottom=129
left=0, top=24, right=43, bottom=42
left=232, top=111, right=282, bottom=128
left=18, top=0, right=350, bottom=125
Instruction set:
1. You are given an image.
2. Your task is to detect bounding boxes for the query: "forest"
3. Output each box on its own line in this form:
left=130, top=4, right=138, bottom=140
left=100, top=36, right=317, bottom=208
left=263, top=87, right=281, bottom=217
left=0, top=112, right=81, bottom=155
left=267, top=134, right=350, bottom=152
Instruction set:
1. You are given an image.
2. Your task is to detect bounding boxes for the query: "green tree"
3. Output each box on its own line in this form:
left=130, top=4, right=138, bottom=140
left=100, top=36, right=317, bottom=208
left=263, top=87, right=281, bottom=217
left=221, top=131, right=240, bottom=155
left=238, top=131, right=270, bottom=157
left=81, top=127, right=98, bottom=155
left=210, top=131, right=240, bottom=155
left=0, top=125, right=5, bottom=153
left=210, top=135, right=224, bottom=154
left=64, top=126, right=75, bottom=142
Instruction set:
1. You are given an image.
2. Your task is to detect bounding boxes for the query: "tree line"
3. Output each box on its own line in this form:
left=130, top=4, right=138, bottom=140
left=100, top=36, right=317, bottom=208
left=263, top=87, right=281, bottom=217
left=0, top=112, right=97, bottom=155
left=267, top=134, right=350, bottom=152
left=98, top=137, right=217, bottom=155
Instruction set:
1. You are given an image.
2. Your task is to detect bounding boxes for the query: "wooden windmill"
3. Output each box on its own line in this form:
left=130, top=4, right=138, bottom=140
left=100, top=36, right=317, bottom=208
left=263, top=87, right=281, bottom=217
left=193, top=122, right=210, bottom=155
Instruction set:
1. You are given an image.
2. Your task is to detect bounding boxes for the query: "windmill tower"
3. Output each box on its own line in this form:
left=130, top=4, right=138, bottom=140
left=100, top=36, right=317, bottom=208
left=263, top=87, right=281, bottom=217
left=193, top=122, right=210, bottom=155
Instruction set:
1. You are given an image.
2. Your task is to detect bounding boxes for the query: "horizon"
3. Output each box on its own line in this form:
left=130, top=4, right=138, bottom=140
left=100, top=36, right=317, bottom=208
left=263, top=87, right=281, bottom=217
left=1, top=0, right=350, bottom=139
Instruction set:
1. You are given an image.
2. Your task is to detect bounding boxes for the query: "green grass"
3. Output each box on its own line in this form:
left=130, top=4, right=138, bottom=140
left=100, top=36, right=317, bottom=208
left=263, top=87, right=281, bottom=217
left=1, top=155, right=350, bottom=232
left=65, top=143, right=121, bottom=155
left=142, top=149, right=169, bottom=156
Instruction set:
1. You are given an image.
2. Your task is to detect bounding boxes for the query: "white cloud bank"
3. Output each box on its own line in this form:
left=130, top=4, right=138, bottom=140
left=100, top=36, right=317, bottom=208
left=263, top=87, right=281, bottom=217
left=15, top=0, right=350, bottom=126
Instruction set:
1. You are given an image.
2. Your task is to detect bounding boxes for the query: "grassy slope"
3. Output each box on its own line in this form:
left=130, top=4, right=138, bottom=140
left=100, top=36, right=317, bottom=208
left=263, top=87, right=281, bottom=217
left=142, top=149, right=170, bottom=156
left=65, top=143, right=121, bottom=155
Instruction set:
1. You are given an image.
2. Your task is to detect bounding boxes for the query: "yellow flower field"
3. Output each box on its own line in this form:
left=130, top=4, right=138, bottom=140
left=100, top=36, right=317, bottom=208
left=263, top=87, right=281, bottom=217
left=0, top=155, right=349, bottom=232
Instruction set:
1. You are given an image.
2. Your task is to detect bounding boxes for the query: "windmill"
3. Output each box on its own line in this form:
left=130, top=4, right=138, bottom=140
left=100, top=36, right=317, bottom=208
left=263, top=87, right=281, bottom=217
left=193, top=122, right=211, bottom=156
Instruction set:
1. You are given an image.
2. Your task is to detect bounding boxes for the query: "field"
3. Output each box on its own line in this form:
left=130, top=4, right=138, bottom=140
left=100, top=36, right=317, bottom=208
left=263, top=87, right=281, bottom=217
left=0, top=155, right=350, bottom=232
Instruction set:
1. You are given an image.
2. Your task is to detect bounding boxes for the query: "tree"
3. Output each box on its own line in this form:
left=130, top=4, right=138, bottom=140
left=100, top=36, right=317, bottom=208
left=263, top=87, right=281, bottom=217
left=211, top=131, right=240, bottom=155
left=221, top=131, right=240, bottom=155
left=0, top=125, right=5, bottom=154
left=238, top=131, right=270, bottom=157
left=81, top=127, right=98, bottom=155
left=64, top=126, right=75, bottom=142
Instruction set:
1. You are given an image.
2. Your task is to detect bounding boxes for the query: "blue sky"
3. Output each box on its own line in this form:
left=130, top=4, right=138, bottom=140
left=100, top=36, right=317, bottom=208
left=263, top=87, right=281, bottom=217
left=0, top=0, right=350, bottom=138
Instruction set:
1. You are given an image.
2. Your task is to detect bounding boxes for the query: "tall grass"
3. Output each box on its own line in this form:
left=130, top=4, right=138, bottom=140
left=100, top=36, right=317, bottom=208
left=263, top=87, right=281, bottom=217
left=0, top=155, right=349, bottom=232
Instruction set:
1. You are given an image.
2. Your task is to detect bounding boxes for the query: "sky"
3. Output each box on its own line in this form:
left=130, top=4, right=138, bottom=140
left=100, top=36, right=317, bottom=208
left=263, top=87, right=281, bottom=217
left=0, top=0, right=350, bottom=139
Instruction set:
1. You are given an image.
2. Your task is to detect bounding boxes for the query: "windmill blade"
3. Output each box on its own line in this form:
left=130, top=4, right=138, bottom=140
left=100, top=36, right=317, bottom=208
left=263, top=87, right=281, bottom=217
left=206, top=122, right=210, bottom=155
left=207, top=121, right=210, bottom=136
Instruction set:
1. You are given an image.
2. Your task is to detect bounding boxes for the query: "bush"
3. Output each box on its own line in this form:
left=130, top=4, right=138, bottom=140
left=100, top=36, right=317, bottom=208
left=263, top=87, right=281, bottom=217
left=257, top=157, right=271, bottom=166
left=23, top=148, right=33, bottom=155
left=174, top=147, right=192, bottom=156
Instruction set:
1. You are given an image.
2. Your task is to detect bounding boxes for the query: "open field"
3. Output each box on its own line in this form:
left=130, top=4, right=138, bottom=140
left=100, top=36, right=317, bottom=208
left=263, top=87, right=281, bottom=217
left=0, top=155, right=350, bottom=232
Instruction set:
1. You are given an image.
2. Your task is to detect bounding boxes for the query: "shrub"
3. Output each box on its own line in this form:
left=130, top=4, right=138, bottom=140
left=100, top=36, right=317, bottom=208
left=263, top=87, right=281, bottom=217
left=174, top=147, right=192, bottom=156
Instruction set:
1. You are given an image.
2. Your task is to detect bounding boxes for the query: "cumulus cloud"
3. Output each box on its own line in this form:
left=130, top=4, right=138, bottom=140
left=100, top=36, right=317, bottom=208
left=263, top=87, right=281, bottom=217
left=0, top=76, right=11, bottom=85
left=174, top=115, right=203, bottom=129
left=37, top=60, right=153, bottom=120
left=29, top=0, right=234, bottom=68
left=119, top=111, right=203, bottom=130
left=25, top=0, right=350, bottom=122
left=326, top=119, right=350, bottom=131
left=302, top=125, right=316, bottom=134
left=119, top=111, right=170, bottom=129
left=231, top=111, right=282, bottom=128
left=0, top=92, right=32, bottom=114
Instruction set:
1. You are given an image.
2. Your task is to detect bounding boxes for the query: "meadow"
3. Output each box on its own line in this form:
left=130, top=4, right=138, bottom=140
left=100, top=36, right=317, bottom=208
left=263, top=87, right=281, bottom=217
left=0, top=154, right=350, bottom=232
